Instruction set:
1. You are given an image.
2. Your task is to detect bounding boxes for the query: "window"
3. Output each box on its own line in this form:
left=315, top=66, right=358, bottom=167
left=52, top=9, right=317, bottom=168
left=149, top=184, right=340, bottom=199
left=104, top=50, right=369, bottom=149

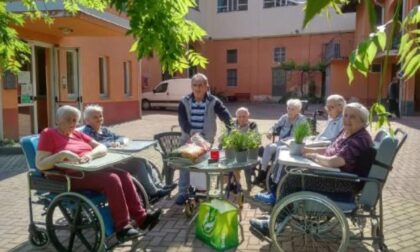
left=99, top=57, right=109, bottom=97
left=154, top=82, right=168, bottom=93
left=66, top=50, right=78, bottom=97
left=217, top=0, right=248, bottom=13
left=123, top=61, right=132, bottom=96
left=370, top=64, right=382, bottom=73
left=227, top=69, right=237, bottom=86
left=226, top=49, right=237, bottom=63
left=374, top=4, right=384, bottom=27
left=263, top=0, right=296, bottom=8
left=273, top=47, right=286, bottom=63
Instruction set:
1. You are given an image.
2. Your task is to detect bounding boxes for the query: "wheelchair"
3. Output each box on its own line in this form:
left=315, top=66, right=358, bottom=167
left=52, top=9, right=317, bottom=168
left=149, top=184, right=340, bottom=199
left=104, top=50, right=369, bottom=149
left=267, top=128, right=407, bottom=251
left=21, top=135, right=151, bottom=251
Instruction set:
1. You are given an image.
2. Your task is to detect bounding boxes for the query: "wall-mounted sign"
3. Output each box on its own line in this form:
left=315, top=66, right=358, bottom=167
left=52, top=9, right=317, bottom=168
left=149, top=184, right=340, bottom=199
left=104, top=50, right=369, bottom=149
left=18, top=71, right=30, bottom=84
left=21, top=95, right=31, bottom=104
left=2, top=71, right=17, bottom=89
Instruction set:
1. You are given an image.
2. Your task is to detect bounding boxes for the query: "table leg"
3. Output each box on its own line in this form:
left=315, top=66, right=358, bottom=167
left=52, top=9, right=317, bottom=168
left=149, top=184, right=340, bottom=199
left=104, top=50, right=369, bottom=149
left=219, top=171, right=224, bottom=198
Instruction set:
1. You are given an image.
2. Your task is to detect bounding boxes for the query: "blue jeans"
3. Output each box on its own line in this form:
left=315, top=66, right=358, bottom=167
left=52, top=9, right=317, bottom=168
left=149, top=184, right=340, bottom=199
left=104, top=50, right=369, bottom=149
left=178, top=169, right=190, bottom=195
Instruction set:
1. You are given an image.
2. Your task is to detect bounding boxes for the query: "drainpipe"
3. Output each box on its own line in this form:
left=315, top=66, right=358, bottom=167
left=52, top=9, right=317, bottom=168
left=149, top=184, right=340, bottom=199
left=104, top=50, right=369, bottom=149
left=0, top=77, right=3, bottom=139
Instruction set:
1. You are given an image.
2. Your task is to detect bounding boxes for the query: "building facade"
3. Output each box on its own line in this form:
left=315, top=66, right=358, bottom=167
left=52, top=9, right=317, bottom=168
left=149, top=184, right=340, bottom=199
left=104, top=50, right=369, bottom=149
left=1, top=2, right=141, bottom=140
left=142, top=0, right=419, bottom=115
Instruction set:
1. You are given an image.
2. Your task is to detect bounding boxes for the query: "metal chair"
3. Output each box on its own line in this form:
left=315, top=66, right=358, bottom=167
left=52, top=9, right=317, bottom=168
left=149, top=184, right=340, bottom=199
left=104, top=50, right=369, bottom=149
left=153, top=131, right=182, bottom=185
left=269, top=128, right=407, bottom=251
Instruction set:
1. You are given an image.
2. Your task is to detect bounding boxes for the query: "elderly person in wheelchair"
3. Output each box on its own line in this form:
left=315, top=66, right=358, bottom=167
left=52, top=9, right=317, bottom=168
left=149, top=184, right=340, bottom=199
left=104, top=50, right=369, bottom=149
left=36, top=105, right=161, bottom=242
left=250, top=102, right=375, bottom=238
left=81, top=104, right=176, bottom=201
left=253, top=99, right=307, bottom=186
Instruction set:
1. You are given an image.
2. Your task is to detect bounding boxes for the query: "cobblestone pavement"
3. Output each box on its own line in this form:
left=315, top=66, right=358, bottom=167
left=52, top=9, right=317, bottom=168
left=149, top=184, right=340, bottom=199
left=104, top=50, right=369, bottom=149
left=1, top=103, right=420, bottom=252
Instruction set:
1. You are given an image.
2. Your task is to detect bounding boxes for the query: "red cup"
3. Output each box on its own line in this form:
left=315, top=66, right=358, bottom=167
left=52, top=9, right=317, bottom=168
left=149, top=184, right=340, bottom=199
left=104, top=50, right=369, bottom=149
left=210, top=149, right=220, bottom=161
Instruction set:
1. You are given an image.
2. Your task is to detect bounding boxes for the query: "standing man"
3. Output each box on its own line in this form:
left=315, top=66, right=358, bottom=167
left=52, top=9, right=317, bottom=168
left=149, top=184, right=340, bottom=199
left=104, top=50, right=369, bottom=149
left=175, top=73, right=232, bottom=205
left=388, top=76, right=400, bottom=119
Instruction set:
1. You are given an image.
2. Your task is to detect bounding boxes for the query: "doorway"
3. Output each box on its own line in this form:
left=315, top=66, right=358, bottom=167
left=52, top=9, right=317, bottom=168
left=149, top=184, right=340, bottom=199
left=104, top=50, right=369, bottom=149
left=272, top=67, right=286, bottom=97
left=17, top=44, right=50, bottom=136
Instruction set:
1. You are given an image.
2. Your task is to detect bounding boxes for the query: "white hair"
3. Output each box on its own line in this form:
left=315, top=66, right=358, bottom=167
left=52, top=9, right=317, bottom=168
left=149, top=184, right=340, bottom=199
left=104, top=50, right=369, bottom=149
left=83, top=104, right=103, bottom=120
left=286, top=99, right=302, bottom=111
left=344, top=102, right=370, bottom=127
left=191, top=73, right=209, bottom=86
left=327, top=94, right=346, bottom=111
left=235, top=107, right=250, bottom=116
left=56, top=105, right=81, bottom=122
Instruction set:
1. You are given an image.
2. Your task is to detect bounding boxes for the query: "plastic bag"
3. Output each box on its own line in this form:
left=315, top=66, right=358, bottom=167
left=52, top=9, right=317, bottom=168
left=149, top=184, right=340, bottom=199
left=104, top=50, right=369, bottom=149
left=195, top=199, right=239, bottom=251
left=169, top=133, right=210, bottom=162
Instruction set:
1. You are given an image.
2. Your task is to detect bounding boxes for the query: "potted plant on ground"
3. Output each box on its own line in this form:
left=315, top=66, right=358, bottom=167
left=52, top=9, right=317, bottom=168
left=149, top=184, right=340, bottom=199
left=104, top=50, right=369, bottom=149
left=246, top=130, right=261, bottom=160
left=289, top=122, right=311, bottom=156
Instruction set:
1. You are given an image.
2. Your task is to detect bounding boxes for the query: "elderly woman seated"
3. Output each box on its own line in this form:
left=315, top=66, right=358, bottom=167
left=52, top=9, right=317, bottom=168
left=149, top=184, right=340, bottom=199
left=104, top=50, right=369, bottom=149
left=81, top=104, right=176, bottom=201
left=250, top=102, right=374, bottom=236
left=253, top=99, right=307, bottom=185
left=36, top=105, right=161, bottom=242
left=254, top=94, right=346, bottom=204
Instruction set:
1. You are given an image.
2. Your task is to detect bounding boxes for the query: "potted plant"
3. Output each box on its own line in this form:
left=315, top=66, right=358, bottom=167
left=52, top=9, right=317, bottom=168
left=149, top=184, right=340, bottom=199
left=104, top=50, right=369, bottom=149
left=230, top=130, right=248, bottom=163
left=220, top=132, right=235, bottom=162
left=246, top=130, right=261, bottom=160
left=289, top=122, right=311, bottom=156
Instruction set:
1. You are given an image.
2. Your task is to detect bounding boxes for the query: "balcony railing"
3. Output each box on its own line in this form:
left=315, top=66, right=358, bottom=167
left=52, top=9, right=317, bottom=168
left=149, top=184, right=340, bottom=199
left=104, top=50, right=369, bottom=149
left=323, top=41, right=341, bottom=62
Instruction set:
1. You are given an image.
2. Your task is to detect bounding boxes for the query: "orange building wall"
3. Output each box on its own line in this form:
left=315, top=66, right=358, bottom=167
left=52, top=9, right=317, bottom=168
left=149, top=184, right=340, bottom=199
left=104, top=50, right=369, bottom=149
left=141, top=32, right=354, bottom=99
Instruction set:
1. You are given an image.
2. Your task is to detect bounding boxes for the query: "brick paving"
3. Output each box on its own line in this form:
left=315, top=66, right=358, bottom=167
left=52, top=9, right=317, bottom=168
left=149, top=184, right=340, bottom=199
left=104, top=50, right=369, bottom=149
left=0, top=103, right=419, bottom=251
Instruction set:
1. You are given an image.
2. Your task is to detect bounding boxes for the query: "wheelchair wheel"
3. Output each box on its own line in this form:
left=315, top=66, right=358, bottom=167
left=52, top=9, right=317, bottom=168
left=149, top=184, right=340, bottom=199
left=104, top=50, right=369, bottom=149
left=269, top=191, right=349, bottom=252
left=46, top=192, right=105, bottom=252
left=132, top=177, right=150, bottom=209
left=28, top=228, right=49, bottom=248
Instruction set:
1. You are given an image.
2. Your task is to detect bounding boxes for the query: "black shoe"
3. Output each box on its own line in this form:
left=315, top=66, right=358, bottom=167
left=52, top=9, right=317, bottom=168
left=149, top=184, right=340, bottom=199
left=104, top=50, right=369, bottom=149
left=163, top=183, right=178, bottom=191
left=116, top=225, right=140, bottom=242
left=139, top=208, right=162, bottom=231
left=253, top=170, right=267, bottom=185
left=151, top=188, right=172, bottom=198
left=249, top=218, right=269, bottom=237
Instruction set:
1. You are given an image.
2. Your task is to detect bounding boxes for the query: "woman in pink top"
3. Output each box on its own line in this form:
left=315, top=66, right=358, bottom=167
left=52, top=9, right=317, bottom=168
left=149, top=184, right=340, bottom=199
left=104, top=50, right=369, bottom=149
left=36, top=105, right=161, bottom=241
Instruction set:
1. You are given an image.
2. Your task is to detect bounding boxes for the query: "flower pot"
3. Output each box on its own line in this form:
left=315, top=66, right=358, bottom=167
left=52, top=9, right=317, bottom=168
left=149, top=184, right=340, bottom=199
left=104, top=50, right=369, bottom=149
left=289, top=141, right=304, bottom=156
left=247, top=148, right=259, bottom=160
left=235, top=150, right=248, bottom=163
left=224, top=149, right=235, bottom=162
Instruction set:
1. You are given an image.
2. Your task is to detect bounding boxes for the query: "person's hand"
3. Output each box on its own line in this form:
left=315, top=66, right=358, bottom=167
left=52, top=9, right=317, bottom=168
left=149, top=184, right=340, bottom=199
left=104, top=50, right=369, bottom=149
left=79, top=154, right=92, bottom=164
left=304, top=153, right=318, bottom=161
left=110, top=141, right=121, bottom=147
left=60, top=150, right=80, bottom=163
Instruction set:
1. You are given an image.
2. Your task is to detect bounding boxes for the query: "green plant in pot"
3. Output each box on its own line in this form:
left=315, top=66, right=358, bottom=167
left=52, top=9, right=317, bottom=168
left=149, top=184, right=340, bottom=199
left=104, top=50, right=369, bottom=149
left=229, top=129, right=248, bottom=163
left=246, top=130, right=261, bottom=160
left=220, top=131, right=235, bottom=162
left=289, top=122, right=311, bottom=156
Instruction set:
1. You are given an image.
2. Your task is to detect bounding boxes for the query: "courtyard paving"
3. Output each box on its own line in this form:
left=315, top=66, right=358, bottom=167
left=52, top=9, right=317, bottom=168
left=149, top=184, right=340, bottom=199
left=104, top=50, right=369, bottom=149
left=0, top=103, right=419, bottom=251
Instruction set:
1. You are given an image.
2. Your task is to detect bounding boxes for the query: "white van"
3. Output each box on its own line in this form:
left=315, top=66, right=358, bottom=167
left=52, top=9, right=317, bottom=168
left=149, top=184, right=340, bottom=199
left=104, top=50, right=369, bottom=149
left=142, top=78, right=191, bottom=110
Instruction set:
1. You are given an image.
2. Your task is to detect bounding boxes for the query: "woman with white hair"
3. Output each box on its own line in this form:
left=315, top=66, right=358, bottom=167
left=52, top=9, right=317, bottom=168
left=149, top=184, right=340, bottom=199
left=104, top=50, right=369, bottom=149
left=254, top=99, right=307, bottom=188
left=250, top=102, right=374, bottom=236
left=314, top=94, right=346, bottom=141
left=82, top=104, right=176, bottom=201
left=36, top=105, right=161, bottom=242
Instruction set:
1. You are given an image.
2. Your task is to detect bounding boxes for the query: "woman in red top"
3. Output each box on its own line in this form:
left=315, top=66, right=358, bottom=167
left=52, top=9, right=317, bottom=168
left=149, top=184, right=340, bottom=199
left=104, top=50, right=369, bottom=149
left=36, top=105, right=161, bottom=241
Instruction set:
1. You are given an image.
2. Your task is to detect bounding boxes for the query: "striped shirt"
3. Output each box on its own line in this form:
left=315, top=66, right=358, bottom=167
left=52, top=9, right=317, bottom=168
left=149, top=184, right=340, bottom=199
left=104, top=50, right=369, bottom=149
left=190, top=101, right=206, bottom=133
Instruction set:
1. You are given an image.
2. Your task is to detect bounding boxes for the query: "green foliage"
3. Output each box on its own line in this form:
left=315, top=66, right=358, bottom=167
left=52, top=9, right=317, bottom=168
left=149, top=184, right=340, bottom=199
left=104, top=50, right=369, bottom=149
left=279, top=60, right=296, bottom=71
left=1, top=0, right=207, bottom=75
left=0, top=138, right=16, bottom=146
left=399, top=6, right=420, bottom=79
left=303, top=0, right=348, bottom=29
left=293, top=122, right=311, bottom=144
left=246, top=130, right=261, bottom=149
left=369, top=102, right=393, bottom=136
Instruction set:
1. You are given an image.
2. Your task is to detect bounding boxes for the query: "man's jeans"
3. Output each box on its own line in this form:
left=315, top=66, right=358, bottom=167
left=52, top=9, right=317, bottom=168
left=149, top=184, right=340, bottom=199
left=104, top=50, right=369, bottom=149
left=178, top=169, right=190, bottom=195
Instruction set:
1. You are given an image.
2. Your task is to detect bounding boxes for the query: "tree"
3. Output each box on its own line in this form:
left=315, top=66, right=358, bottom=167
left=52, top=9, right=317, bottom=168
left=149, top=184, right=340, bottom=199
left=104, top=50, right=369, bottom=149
left=0, top=0, right=208, bottom=75
left=303, top=0, right=419, bottom=131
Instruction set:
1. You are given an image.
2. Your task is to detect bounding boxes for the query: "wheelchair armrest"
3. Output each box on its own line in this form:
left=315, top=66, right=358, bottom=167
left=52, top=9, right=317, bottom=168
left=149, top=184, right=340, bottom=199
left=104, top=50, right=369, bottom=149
left=287, top=168, right=361, bottom=183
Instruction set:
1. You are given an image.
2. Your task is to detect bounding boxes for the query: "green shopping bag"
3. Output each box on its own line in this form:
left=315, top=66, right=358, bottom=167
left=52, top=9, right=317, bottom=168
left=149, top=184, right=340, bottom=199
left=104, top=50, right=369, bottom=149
left=195, top=199, right=239, bottom=251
